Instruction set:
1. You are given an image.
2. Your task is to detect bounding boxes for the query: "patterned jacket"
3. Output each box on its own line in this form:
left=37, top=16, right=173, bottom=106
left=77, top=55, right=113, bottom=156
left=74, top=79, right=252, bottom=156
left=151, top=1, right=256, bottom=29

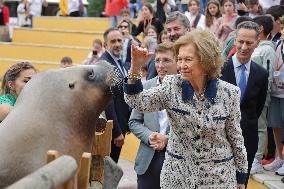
left=124, top=75, right=248, bottom=188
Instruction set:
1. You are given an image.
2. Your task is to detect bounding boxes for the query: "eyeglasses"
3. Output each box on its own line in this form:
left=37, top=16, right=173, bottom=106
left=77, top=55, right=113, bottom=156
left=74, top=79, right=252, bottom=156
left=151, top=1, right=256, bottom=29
left=119, top=25, right=129, bottom=29
left=154, top=58, right=174, bottom=65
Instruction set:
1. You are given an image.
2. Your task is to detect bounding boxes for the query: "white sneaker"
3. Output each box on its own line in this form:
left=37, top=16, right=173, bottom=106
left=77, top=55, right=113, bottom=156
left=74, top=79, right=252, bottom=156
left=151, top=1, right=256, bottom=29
left=250, top=160, right=264, bottom=174
left=276, top=164, right=284, bottom=176
left=263, top=158, right=284, bottom=171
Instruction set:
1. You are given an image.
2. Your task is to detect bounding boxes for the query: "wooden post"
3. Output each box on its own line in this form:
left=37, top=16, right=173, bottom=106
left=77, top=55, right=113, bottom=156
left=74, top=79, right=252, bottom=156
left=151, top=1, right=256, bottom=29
left=47, top=150, right=60, bottom=163
left=91, top=120, right=113, bottom=183
left=78, top=152, right=92, bottom=189
left=47, top=150, right=76, bottom=189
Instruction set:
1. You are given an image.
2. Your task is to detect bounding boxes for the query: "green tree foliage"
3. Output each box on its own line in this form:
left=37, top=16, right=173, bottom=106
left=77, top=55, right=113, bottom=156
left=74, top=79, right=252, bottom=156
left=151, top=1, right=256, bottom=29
left=87, top=0, right=106, bottom=17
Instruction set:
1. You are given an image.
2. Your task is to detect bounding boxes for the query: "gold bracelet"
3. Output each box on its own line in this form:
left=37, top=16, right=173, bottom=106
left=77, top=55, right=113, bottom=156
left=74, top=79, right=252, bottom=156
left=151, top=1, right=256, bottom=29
left=128, top=71, right=142, bottom=80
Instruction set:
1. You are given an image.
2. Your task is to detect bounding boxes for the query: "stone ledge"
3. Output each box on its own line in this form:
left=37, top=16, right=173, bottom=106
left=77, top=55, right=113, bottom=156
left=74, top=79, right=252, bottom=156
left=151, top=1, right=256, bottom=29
left=252, top=170, right=284, bottom=189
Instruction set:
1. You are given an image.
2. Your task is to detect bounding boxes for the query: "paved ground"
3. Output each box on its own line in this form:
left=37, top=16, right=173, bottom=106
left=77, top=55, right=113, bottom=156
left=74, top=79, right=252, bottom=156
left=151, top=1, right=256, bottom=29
left=116, top=159, right=284, bottom=189
left=252, top=170, right=284, bottom=189
left=117, top=159, right=137, bottom=189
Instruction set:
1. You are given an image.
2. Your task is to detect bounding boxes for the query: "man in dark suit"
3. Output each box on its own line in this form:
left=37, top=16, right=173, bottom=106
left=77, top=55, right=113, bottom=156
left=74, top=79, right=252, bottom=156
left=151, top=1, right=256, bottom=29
left=99, top=27, right=131, bottom=163
left=221, top=21, right=269, bottom=185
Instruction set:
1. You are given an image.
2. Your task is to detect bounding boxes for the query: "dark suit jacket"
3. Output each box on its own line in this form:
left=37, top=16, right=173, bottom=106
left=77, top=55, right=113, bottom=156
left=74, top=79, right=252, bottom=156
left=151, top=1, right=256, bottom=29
left=99, top=51, right=131, bottom=137
left=221, top=57, right=268, bottom=153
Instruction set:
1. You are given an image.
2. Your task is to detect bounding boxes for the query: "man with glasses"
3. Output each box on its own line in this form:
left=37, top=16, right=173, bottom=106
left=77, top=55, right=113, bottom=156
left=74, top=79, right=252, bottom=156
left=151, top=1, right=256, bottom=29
left=129, top=42, right=177, bottom=189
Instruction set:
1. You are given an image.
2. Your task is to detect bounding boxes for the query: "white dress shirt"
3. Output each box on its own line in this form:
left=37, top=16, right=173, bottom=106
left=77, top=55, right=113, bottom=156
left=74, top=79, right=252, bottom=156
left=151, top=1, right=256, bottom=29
left=232, top=54, right=251, bottom=86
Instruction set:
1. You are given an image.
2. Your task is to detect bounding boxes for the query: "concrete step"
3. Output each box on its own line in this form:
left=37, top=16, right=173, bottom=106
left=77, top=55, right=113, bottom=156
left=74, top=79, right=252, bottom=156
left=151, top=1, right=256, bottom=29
left=12, top=27, right=103, bottom=47
left=116, top=159, right=270, bottom=189
left=0, top=42, right=90, bottom=64
left=33, top=16, right=112, bottom=32
left=252, top=170, right=284, bottom=189
left=32, top=16, right=138, bottom=32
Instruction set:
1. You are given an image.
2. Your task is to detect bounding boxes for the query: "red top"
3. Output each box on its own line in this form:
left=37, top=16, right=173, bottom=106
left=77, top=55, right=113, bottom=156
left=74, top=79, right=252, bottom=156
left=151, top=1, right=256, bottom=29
left=2, top=5, right=10, bottom=25
left=104, top=0, right=128, bottom=16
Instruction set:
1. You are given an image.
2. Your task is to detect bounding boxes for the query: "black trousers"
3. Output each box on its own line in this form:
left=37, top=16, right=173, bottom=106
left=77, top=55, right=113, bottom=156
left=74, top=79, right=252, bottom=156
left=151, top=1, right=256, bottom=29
left=245, top=152, right=256, bottom=187
left=137, top=151, right=165, bottom=189
left=69, top=11, right=80, bottom=17
left=110, top=140, right=122, bottom=163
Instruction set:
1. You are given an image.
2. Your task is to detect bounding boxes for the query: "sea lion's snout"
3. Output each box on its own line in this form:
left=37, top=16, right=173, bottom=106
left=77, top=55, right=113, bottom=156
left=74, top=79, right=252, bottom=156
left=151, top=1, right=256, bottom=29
left=86, top=61, right=122, bottom=95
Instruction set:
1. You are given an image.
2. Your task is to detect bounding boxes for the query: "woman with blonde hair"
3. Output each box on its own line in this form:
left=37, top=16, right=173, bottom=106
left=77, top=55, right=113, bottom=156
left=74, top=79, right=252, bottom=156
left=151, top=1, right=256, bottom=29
left=124, top=30, right=247, bottom=189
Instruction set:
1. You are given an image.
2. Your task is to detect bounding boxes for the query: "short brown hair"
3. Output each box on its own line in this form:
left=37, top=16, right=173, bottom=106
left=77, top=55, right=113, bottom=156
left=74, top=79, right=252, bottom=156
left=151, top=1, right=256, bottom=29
left=156, top=42, right=174, bottom=54
left=120, top=7, right=130, bottom=16
left=61, top=56, right=73, bottom=64
left=188, top=0, right=200, bottom=6
left=174, top=30, right=223, bottom=79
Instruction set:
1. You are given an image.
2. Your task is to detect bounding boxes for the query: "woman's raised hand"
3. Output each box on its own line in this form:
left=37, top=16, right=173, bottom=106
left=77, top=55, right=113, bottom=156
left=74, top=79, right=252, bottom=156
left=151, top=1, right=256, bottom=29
left=130, top=44, right=153, bottom=73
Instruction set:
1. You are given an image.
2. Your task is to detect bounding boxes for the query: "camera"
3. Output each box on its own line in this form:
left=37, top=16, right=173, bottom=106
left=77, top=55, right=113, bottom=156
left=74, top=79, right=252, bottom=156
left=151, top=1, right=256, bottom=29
left=93, top=50, right=98, bottom=56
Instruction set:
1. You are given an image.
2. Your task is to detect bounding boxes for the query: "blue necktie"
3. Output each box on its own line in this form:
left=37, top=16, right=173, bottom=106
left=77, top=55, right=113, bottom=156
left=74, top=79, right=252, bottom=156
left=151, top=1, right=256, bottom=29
left=238, top=64, right=247, bottom=102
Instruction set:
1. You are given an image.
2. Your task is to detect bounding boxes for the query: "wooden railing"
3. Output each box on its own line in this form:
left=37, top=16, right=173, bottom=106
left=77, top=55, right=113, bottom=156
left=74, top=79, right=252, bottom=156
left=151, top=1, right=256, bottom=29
left=6, top=153, right=79, bottom=189
left=6, top=120, right=113, bottom=189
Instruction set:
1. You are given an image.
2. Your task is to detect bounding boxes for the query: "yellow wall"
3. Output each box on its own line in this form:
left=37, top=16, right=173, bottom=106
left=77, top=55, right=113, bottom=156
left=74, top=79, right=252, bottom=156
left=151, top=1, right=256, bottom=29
left=120, top=133, right=139, bottom=162
left=0, top=44, right=90, bottom=63
left=13, top=28, right=104, bottom=47
left=33, top=17, right=111, bottom=32
left=33, top=17, right=138, bottom=32
left=0, top=61, right=60, bottom=76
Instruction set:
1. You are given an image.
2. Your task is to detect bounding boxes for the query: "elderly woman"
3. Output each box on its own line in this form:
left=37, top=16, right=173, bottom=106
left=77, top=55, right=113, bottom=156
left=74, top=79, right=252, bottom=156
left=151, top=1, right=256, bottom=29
left=124, top=30, right=248, bottom=189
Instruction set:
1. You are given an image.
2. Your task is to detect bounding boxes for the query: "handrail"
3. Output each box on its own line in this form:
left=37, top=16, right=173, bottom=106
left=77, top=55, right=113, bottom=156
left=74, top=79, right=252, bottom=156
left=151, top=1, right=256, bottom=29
left=6, top=155, right=78, bottom=189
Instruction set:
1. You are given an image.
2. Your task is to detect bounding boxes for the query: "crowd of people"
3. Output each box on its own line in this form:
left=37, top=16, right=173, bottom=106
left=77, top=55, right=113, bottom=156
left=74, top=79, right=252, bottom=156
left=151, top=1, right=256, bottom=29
left=1, top=0, right=284, bottom=189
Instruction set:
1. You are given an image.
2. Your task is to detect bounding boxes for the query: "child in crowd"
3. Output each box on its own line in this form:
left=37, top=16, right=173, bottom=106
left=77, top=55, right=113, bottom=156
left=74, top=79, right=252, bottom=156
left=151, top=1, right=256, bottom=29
left=264, top=15, right=284, bottom=176
left=204, top=0, right=221, bottom=31
left=82, top=39, right=104, bottom=65
left=133, top=3, right=164, bottom=36
left=158, top=29, right=169, bottom=44
left=17, top=0, right=28, bottom=27
left=184, top=0, right=205, bottom=30
left=143, top=25, right=158, bottom=53
left=214, top=0, right=238, bottom=46
left=120, top=7, right=137, bottom=36
left=246, top=0, right=263, bottom=18
left=60, top=56, right=73, bottom=68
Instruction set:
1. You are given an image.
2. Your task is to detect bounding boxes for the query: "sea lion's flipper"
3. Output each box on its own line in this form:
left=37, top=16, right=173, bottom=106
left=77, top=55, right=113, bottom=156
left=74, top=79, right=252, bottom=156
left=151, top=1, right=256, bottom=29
left=103, top=156, right=123, bottom=189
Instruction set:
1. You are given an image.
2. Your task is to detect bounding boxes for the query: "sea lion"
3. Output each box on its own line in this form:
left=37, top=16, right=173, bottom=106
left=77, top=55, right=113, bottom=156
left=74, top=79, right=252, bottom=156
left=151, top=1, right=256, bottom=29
left=0, top=61, right=121, bottom=188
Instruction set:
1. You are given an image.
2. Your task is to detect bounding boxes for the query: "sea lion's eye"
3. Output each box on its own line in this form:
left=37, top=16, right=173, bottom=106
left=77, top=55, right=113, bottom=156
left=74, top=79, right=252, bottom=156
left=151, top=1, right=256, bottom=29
left=69, top=83, right=75, bottom=89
